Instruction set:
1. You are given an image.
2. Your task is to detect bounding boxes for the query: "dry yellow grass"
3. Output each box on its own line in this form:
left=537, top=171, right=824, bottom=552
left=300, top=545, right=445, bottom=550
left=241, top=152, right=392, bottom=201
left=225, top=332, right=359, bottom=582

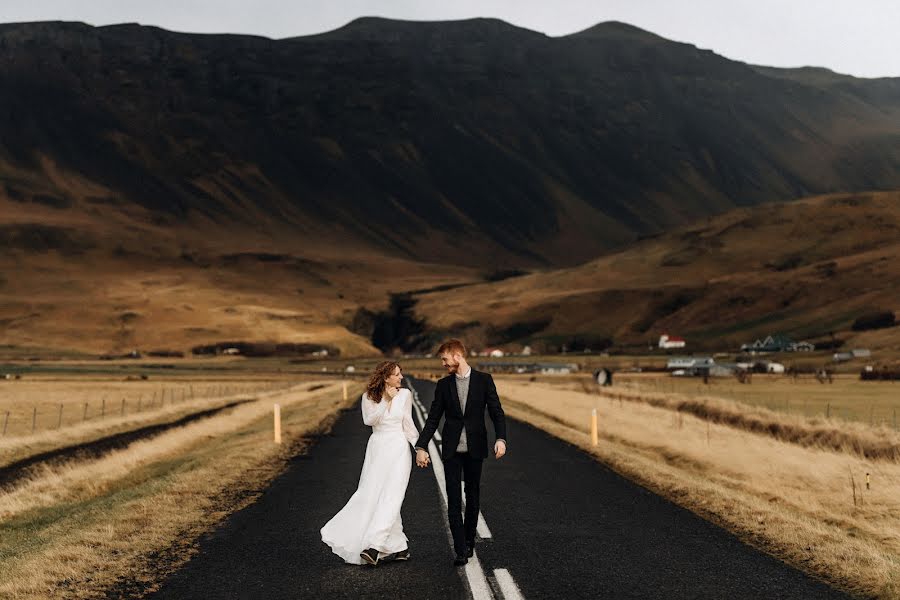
left=0, top=380, right=358, bottom=599
left=616, top=373, right=900, bottom=426
left=0, top=377, right=270, bottom=431
left=539, top=374, right=900, bottom=460
left=0, top=186, right=482, bottom=359
left=0, top=378, right=293, bottom=467
left=496, top=378, right=900, bottom=599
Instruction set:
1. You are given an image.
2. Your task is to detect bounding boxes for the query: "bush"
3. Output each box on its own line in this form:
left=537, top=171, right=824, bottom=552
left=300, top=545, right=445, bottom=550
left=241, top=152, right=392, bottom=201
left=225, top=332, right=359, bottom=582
left=851, top=311, right=896, bottom=331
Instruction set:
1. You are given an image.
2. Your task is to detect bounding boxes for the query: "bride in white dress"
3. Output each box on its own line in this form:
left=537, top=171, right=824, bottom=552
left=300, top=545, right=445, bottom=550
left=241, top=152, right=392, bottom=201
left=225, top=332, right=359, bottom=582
left=321, top=361, right=424, bottom=566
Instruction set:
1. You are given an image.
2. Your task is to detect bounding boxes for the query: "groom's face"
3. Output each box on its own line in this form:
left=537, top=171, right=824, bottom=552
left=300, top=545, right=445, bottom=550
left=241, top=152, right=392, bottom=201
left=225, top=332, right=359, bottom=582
left=440, top=352, right=461, bottom=374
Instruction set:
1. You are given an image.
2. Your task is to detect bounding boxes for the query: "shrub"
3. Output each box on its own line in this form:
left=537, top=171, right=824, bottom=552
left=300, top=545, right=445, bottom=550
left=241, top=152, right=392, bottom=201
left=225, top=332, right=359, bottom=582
left=852, top=311, right=896, bottom=331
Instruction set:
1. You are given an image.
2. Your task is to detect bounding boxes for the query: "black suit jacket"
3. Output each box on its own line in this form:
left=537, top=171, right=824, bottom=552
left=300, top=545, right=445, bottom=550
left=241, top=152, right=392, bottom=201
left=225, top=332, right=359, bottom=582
left=415, top=369, right=507, bottom=460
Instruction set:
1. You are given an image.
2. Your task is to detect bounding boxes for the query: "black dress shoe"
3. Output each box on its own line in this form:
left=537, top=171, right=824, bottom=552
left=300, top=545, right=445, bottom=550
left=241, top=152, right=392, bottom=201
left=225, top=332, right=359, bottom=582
left=465, top=544, right=474, bottom=558
left=360, top=548, right=379, bottom=566
left=454, top=555, right=468, bottom=566
left=383, top=549, right=410, bottom=561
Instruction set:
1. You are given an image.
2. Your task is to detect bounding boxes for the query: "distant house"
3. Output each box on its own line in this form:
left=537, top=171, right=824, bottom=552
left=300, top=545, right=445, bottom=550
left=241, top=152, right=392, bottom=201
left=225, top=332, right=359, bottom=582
left=521, top=346, right=533, bottom=356
left=659, top=334, right=686, bottom=349
left=487, top=348, right=505, bottom=358
left=767, top=362, right=786, bottom=374
left=668, top=357, right=729, bottom=378
left=666, top=356, right=715, bottom=370
left=476, top=362, right=577, bottom=374
left=538, top=363, right=577, bottom=375
left=741, top=334, right=814, bottom=353
left=851, top=349, right=872, bottom=358
left=833, top=352, right=854, bottom=362
left=478, top=362, right=528, bottom=374
left=223, top=348, right=240, bottom=355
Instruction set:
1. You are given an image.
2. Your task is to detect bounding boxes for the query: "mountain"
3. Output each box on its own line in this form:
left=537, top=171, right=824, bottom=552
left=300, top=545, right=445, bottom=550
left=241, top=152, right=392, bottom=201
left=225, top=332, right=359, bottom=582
left=411, top=191, right=900, bottom=355
left=1, top=18, right=900, bottom=269
left=2, top=18, right=899, bottom=357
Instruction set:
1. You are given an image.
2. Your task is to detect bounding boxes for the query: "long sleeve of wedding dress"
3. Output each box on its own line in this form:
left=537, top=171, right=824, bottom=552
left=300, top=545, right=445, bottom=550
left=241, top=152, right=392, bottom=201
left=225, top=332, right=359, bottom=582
left=402, top=390, right=419, bottom=446
left=361, top=393, right=388, bottom=426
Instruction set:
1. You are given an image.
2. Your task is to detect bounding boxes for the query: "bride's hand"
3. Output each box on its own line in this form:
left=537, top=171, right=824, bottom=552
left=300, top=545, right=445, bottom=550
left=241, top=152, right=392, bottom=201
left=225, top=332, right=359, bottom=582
left=386, top=386, right=400, bottom=399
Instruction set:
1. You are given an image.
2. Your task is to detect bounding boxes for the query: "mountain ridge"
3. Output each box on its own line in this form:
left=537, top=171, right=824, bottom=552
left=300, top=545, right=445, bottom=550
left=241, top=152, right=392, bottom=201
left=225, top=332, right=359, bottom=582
left=1, top=17, right=899, bottom=272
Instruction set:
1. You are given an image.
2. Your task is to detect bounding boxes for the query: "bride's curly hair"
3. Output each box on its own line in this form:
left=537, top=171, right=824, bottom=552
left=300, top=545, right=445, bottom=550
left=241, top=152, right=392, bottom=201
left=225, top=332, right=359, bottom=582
left=365, top=360, right=401, bottom=403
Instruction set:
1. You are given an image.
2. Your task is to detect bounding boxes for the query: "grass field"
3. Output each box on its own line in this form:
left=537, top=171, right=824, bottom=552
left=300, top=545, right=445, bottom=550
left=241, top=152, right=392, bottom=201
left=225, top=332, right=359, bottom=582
left=616, top=373, right=900, bottom=427
left=497, top=376, right=900, bottom=599
left=0, top=376, right=360, bottom=599
left=0, top=378, right=287, bottom=438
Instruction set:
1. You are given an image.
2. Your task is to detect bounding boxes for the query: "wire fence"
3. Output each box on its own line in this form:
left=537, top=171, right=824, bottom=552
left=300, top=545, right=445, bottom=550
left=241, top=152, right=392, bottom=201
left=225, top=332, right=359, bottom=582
left=0, top=381, right=292, bottom=438
left=616, top=375, right=900, bottom=430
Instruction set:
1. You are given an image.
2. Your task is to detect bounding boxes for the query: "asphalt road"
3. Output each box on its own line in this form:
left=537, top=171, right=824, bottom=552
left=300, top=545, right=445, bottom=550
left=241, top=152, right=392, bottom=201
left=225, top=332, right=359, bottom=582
left=143, top=377, right=852, bottom=600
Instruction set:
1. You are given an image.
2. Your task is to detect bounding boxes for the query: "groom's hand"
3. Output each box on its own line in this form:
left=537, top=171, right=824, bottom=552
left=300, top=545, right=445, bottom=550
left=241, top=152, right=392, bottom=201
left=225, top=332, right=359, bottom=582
left=416, top=448, right=430, bottom=468
left=494, top=440, right=507, bottom=460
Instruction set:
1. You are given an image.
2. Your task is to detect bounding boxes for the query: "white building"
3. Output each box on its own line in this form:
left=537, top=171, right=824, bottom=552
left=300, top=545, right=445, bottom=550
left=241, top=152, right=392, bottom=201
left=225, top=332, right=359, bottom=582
left=666, top=357, right=714, bottom=370
left=537, top=363, right=578, bottom=375
left=659, top=334, right=686, bottom=349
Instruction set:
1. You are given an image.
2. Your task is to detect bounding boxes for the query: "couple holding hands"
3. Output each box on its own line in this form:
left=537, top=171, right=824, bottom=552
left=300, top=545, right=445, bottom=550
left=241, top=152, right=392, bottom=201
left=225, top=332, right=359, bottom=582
left=321, top=339, right=507, bottom=567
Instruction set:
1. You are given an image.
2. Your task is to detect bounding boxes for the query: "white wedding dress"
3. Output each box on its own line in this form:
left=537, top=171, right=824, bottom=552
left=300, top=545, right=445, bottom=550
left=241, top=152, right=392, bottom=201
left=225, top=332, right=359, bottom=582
left=321, top=388, right=419, bottom=564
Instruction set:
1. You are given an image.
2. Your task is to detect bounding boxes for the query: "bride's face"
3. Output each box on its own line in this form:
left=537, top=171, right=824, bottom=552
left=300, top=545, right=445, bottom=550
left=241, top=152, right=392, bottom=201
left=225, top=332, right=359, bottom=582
left=385, top=366, right=402, bottom=389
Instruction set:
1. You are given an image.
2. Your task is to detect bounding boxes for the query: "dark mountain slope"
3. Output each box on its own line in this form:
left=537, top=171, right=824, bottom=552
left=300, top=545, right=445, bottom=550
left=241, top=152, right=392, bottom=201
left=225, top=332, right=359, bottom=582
left=1, top=19, right=899, bottom=267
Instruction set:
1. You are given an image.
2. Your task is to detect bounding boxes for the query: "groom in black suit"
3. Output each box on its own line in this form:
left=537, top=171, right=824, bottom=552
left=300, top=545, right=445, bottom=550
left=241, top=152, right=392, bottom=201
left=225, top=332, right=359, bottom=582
left=415, top=339, right=507, bottom=566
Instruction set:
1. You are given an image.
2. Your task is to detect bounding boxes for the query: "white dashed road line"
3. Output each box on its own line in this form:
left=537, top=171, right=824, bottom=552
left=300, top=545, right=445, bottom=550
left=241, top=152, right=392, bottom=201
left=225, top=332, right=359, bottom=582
left=406, top=378, right=524, bottom=600
left=493, top=569, right=525, bottom=600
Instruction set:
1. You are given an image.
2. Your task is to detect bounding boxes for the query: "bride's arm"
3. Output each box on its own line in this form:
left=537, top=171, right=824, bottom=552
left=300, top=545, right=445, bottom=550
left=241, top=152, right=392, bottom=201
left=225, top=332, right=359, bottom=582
left=361, top=393, right=388, bottom=426
left=402, top=390, right=419, bottom=446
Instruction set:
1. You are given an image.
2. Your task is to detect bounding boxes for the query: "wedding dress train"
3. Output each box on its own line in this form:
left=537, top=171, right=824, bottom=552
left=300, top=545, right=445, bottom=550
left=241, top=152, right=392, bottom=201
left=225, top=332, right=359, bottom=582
left=321, top=387, right=419, bottom=564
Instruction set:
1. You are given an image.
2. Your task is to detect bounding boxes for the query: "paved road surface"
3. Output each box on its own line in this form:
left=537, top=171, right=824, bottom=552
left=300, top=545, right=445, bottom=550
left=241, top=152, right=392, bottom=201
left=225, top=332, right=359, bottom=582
left=144, top=377, right=852, bottom=599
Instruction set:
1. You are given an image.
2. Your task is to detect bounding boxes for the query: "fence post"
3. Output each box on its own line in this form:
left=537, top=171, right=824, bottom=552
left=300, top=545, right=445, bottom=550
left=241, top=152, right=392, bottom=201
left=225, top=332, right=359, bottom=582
left=102, top=397, right=106, bottom=417
left=31, top=406, right=37, bottom=434
left=121, top=398, right=126, bottom=416
left=83, top=402, right=88, bottom=421
left=57, top=403, right=63, bottom=429
left=590, top=408, right=598, bottom=446
left=137, top=395, right=142, bottom=412
left=2, top=411, right=8, bottom=436
left=274, top=404, right=282, bottom=444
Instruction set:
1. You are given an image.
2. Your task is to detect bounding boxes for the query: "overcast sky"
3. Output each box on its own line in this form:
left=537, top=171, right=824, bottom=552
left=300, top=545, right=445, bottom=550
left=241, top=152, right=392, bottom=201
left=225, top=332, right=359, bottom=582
left=2, top=1, right=897, bottom=78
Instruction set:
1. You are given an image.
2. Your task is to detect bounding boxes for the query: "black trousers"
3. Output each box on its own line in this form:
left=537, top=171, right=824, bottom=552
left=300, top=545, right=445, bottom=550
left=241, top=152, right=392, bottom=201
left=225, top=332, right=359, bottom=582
left=444, top=451, right=484, bottom=556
